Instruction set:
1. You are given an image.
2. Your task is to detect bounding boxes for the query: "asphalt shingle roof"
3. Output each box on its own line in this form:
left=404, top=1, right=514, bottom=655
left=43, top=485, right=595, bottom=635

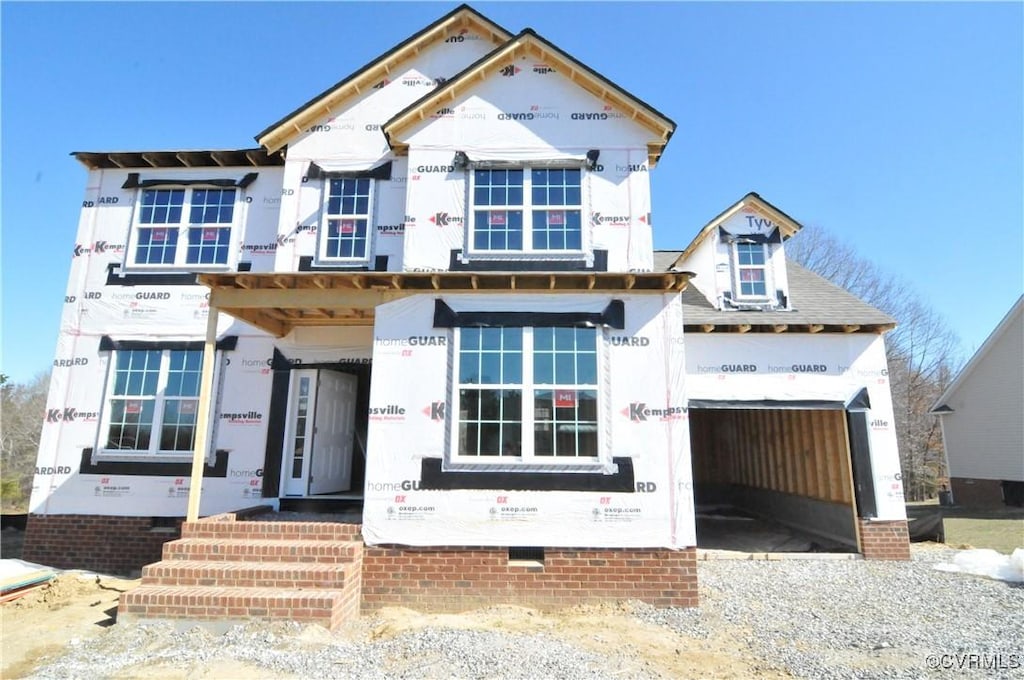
left=653, top=251, right=896, bottom=328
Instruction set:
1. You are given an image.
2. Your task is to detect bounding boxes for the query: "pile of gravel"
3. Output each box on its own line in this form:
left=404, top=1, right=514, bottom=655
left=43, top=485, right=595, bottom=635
left=695, top=546, right=1023, bottom=679
left=30, top=545, right=1024, bottom=679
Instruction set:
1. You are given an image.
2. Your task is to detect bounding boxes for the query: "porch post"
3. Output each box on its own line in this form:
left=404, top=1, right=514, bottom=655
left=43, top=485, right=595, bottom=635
left=186, top=306, right=220, bottom=522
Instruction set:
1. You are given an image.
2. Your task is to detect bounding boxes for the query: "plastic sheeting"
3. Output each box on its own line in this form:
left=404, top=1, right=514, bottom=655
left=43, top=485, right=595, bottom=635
left=934, top=548, right=1024, bottom=583
left=32, top=22, right=665, bottom=523
left=31, top=162, right=289, bottom=517
left=361, top=293, right=695, bottom=549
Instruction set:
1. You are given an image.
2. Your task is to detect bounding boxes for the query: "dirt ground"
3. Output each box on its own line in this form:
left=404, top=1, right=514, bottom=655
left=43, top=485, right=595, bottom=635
left=1, top=572, right=140, bottom=678
left=0, top=525, right=782, bottom=678
left=0, top=575, right=785, bottom=680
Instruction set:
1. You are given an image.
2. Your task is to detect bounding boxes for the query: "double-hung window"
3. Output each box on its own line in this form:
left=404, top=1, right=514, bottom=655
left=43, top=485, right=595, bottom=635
left=455, top=326, right=600, bottom=462
left=735, top=242, right=768, bottom=298
left=470, top=168, right=583, bottom=254
left=134, top=187, right=238, bottom=267
left=102, top=349, right=203, bottom=455
left=319, top=178, right=373, bottom=262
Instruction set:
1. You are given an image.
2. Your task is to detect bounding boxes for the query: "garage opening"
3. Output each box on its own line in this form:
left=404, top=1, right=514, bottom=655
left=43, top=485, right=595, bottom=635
left=689, top=403, right=862, bottom=553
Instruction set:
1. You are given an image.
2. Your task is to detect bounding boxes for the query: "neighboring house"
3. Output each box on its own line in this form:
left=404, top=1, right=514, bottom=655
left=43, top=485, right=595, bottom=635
left=931, top=296, right=1024, bottom=507
left=24, top=5, right=911, bottom=616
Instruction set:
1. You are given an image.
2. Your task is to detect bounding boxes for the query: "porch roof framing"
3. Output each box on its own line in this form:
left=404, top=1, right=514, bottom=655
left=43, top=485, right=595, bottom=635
left=198, top=270, right=694, bottom=338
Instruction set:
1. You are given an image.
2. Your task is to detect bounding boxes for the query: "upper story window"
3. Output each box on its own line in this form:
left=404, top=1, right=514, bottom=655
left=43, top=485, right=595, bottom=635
left=454, top=326, right=600, bottom=462
left=101, top=348, right=203, bottom=456
left=735, top=242, right=768, bottom=298
left=133, top=187, right=238, bottom=267
left=319, top=178, right=373, bottom=262
left=470, top=168, right=583, bottom=254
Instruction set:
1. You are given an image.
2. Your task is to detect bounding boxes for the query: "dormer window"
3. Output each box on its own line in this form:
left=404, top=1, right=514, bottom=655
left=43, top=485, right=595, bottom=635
left=735, top=242, right=767, bottom=297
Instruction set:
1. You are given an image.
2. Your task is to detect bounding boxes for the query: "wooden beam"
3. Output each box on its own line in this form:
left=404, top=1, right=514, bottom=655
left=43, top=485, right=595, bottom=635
left=736, top=324, right=751, bottom=333
left=141, top=153, right=160, bottom=167
left=812, top=411, right=830, bottom=501
left=175, top=153, right=194, bottom=167
left=210, top=151, right=230, bottom=167
left=701, top=324, right=715, bottom=333
left=772, top=324, right=788, bottom=333
left=186, top=308, right=220, bottom=522
left=842, top=325, right=860, bottom=333
left=808, top=324, right=824, bottom=333
left=211, top=287, right=402, bottom=309
left=230, top=309, right=288, bottom=337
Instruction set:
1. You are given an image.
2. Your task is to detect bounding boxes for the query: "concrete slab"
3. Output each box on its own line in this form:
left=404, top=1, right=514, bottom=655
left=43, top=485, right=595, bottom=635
left=695, top=506, right=856, bottom=556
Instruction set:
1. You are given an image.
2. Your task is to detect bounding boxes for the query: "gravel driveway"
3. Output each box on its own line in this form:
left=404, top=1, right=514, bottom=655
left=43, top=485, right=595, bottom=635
left=27, top=545, right=1024, bottom=679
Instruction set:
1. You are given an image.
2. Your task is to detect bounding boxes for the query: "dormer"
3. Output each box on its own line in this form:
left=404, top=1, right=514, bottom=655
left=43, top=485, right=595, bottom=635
left=671, top=193, right=801, bottom=311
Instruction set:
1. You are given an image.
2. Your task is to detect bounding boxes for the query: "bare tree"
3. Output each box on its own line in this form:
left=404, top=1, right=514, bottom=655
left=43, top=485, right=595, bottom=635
left=1, top=371, right=50, bottom=512
left=788, top=227, right=961, bottom=500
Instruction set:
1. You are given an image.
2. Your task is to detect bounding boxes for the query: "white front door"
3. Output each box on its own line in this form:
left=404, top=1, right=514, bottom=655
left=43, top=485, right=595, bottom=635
left=309, top=370, right=358, bottom=495
left=282, top=370, right=358, bottom=496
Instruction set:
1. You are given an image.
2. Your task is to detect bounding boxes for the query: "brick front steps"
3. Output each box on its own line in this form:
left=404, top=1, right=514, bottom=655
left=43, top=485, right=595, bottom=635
left=119, top=511, right=363, bottom=631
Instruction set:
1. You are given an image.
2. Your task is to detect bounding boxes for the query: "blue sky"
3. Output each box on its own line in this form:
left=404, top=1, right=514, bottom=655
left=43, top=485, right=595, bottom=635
left=2, top=1, right=1021, bottom=384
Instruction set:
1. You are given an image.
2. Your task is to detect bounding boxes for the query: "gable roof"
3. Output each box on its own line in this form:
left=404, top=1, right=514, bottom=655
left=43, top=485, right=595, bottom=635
left=255, top=5, right=513, bottom=154
left=652, top=251, right=896, bottom=333
left=670, top=192, right=803, bottom=268
left=931, top=295, right=1023, bottom=413
left=382, top=29, right=677, bottom=166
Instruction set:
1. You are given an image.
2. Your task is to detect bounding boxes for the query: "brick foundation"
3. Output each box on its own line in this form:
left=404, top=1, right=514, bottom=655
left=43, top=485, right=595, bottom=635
left=361, top=546, right=699, bottom=611
left=858, top=519, right=911, bottom=560
left=23, top=514, right=182, bottom=575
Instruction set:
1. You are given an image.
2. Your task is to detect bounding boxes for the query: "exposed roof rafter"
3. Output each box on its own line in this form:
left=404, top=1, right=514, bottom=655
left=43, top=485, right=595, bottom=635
left=200, top=270, right=693, bottom=338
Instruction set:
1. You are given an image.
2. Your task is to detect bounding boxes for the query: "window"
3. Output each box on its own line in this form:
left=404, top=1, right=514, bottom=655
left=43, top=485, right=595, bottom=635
left=455, top=327, right=600, bottom=462
left=470, top=168, right=583, bottom=253
left=319, top=178, right=373, bottom=261
left=735, top=242, right=768, bottom=297
left=133, top=187, right=238, bottom=267
left=102, top=349, right=203, bottom=455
